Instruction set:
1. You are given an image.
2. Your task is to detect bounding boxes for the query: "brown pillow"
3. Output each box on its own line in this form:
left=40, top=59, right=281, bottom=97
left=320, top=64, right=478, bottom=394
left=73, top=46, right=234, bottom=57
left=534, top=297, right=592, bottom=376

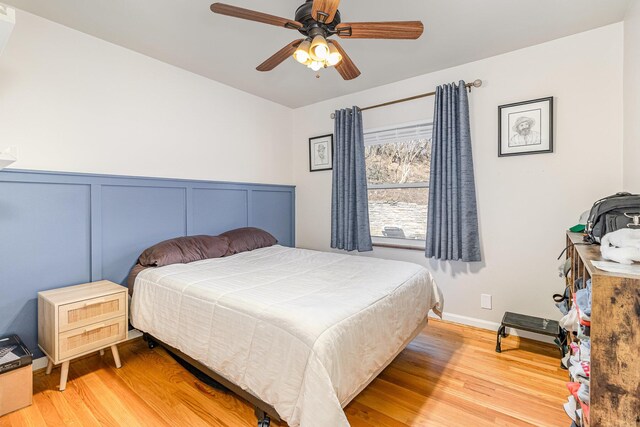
left=220, top=227, right=277, bottom=255
left=127, top=263, right=149, bottom=295
left=138, top=235, right=230, bottom=267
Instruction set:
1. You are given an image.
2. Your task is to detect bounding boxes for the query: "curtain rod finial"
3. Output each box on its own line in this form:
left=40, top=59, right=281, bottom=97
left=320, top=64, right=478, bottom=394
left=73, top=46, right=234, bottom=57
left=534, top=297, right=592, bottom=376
left=472, top=79, right=482, bottom=88
left=330, top=112, right=336, bottom=119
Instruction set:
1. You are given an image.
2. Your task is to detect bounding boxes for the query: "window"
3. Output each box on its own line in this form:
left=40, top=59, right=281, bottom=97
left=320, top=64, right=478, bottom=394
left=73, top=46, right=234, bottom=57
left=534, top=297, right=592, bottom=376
left=364, top=121, right=432, bottom=249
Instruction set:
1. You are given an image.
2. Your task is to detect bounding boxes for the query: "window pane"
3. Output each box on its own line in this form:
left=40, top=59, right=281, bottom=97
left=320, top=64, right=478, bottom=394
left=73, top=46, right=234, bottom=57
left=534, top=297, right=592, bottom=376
left=368, top=188, right=428, bottom=240
left=364, top=138, right=431, bottom=185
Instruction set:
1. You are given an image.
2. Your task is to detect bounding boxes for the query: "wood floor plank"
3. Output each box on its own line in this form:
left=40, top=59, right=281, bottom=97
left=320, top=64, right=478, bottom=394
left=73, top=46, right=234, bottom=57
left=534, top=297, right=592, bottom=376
left=0, top=319, right=568, bottom=426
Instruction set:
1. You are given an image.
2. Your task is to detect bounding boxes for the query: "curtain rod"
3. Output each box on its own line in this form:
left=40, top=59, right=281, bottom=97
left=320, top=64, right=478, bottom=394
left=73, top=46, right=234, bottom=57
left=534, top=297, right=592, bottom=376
left=329, top=79, right=483, bottom=119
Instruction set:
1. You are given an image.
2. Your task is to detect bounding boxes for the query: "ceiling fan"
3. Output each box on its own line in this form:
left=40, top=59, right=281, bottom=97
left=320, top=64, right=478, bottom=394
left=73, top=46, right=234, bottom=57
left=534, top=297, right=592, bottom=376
left=210, top=1, right=424, bottom=80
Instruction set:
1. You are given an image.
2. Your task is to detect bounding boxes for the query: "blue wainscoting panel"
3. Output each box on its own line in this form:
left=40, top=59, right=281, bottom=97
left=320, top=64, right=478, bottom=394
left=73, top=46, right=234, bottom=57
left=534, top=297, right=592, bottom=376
left=192, top=188, right=248, bottom=235
left=0, top=169, right=295, bottom=358
left=101, top=185, right=187, bottom=286
left=0, top=181, right=91, bottom=355
left=251, top=190, right=294, bottom=247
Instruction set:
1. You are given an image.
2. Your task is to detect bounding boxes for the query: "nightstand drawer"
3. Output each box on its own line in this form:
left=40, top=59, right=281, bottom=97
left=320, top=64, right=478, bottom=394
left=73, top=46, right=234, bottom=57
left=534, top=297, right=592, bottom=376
left=58, top=317, right=126, bottom=360
left=59, top=292, right=126, bottom=333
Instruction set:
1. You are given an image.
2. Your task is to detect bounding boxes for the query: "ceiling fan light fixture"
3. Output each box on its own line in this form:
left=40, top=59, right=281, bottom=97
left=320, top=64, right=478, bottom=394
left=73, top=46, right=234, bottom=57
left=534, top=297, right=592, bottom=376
left=308, top=60, right=323, bottom=71
left=310, top=35, right=329, bottom=61
left=210, top=1, right=423, bottom=80
left=293, top=39, right=311, bottom=64
left=327, top=43, right=342, bottom=66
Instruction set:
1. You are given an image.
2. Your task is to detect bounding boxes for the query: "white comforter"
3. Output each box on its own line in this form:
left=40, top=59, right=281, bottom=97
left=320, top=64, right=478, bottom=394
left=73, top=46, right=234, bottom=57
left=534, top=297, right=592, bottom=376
left=130, top=245, right=443, bottom=427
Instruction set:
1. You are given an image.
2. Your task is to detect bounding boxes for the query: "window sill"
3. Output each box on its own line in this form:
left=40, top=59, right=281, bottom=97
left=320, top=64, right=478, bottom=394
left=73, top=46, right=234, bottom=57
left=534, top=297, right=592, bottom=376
left=372, top=242, right=425, bottom=251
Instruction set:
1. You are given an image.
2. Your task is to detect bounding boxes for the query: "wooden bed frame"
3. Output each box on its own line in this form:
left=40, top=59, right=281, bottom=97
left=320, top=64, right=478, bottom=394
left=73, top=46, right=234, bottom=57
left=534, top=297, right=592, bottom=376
left=140, top=315, right=430, bottom=427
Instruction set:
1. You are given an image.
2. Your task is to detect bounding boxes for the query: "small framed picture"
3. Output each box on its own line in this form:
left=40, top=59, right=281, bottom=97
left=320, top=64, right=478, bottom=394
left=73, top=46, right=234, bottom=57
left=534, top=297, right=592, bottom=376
left=309, top=134, right=333, bottom=172
left=498, top=97, right=553, bottom=157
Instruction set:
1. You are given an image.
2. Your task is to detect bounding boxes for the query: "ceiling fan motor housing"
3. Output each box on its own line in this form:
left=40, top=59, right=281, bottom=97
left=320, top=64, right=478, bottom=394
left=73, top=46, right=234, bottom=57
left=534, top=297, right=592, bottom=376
left=295, top=1, right=341, bottom=39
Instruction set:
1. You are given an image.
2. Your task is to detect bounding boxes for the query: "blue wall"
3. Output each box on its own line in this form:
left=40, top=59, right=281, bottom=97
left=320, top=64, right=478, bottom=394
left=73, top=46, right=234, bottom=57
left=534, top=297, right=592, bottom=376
left=0, top=169, right=295, bottom=357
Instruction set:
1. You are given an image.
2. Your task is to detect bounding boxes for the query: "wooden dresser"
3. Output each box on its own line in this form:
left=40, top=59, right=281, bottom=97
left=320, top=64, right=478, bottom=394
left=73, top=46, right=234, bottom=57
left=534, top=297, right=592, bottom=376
left=38, top=280, right=128, bottom=391
left=566, top=232, right=640, bottom=427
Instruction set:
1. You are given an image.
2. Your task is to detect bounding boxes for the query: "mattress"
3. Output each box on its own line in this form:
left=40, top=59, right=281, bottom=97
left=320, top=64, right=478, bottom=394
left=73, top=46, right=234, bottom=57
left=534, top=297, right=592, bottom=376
left=130, top=245, right=443, bottom=427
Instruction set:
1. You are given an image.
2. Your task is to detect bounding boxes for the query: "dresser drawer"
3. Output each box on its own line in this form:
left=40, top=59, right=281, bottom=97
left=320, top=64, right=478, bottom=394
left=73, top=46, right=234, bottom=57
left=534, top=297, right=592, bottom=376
left=58, top=317, right=126, bottom=360
left=58, top=292, right=126, bottom=333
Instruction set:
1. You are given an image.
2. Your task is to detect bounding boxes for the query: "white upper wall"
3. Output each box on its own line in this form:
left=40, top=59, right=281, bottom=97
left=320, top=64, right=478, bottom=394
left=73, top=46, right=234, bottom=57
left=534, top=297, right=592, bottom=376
left=0, top=9, right=294, bottom=185
left=292, top=24, right=624, bottom=326
left=624, top=1, right=640, bottom=191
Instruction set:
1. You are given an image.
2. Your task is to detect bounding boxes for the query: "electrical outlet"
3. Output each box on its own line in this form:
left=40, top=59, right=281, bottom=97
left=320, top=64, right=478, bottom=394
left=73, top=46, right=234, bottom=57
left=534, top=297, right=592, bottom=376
left=481, top=294, right=492, bottom=310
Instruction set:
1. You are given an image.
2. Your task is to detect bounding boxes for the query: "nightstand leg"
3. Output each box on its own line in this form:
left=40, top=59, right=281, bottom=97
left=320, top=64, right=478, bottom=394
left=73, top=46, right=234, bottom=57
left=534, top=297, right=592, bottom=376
left=111, top=345, right=122, bottom=368
left=45, top=358, right=53, bottom=375
left=59, top=361, right=70, bottom=391
left=99, top=349, right=105, bottom=356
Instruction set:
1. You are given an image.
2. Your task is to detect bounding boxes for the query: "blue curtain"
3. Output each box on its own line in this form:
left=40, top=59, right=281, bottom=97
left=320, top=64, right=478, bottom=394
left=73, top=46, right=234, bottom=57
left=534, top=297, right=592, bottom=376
left=426, top=81, right=481, bottom=261
left=331, top=107, right=373, bottom=252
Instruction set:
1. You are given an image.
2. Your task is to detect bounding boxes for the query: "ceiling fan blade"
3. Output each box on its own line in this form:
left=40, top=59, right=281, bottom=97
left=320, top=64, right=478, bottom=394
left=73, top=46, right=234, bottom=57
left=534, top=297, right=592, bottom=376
left=329, top=40, right=360, bottom=80
left=210, top=3, right=302, bottom=30
left=336, top=21, right=424, bottom=39
left=312, top=0, right=340, bottom=24
left=256, top=40, right=304, bottom=72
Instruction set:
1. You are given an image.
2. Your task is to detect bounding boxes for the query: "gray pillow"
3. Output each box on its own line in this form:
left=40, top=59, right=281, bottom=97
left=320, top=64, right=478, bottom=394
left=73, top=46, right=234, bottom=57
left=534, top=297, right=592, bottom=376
left=138, top=235, right=230, bottom=267
left=220, top=227, right=277, bottom=255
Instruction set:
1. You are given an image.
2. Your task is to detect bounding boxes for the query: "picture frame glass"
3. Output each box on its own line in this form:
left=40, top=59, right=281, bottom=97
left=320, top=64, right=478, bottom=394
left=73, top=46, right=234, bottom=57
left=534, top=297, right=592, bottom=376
left=499, top=98, right=552, bottom=156
left=309, top=135, right=333, bottom=171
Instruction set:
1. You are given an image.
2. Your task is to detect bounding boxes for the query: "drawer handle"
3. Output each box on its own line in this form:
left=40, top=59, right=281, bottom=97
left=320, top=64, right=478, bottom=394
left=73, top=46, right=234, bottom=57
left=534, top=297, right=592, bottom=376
left=83, top=323, right=106, bottom=333
left=83, top=298, right=106, bottom=308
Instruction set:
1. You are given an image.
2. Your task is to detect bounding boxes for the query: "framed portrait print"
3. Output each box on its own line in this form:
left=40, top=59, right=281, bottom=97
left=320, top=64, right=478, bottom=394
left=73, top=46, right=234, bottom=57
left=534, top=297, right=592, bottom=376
left=498, top=97, right=553, bottom=157
left=309, top=134, right=333, bottom=172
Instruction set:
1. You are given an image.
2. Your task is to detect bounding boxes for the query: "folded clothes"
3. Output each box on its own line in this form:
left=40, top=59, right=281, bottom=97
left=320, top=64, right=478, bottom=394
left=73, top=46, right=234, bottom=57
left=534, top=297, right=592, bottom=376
left=577, top=324, right=590, bottom=341
left=567, top=381, right=580, bottom=396
left=575, top=281, right=592, bottom=320
left=566, top=353, right=580, bottom=369
left=560, top=307, right=580, bottom=332
left=580, top=340, right=591, bottom=362
left=563, top=396, right=577, bottom=422
left=570, top=342, right=580, bottom=354
left=567, top=381, right=591, bottom=422
left=578, top=383, right=590, bottom=405
left=569, top=361, right=591, bottom=382
left=573, top=294, right=591, bottom=326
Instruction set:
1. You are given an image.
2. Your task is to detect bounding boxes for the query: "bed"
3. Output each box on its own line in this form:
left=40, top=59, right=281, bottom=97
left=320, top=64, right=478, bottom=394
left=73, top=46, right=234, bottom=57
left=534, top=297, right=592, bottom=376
left=130, top=244, right=443, bottom=427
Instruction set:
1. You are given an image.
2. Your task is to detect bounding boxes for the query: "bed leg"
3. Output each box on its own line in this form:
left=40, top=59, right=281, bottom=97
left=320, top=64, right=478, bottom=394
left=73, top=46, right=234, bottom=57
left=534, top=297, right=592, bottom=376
left=142, top=333, right=157, bottom=349
left=255, top=408, right=271, bottom=427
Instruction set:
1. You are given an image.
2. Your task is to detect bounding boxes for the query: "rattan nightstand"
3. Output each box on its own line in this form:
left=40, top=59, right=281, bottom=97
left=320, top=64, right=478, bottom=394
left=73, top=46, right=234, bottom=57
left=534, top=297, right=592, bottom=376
left=37, top=280, right=128, bottom=391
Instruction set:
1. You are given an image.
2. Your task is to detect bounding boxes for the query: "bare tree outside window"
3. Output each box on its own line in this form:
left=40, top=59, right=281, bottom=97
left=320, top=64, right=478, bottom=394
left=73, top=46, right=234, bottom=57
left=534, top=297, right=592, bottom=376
left=364, top=124, right=432, bottom=243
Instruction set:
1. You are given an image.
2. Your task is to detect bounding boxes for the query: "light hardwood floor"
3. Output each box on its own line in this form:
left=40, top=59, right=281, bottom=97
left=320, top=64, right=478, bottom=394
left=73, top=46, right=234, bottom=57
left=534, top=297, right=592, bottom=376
left=0, top=320, right=568, bottom=426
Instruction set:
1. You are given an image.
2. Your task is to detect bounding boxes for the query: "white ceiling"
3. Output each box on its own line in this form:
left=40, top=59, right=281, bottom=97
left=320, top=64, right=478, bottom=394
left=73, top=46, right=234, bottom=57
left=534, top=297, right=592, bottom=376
left=6, top=0, right=631, bottom=108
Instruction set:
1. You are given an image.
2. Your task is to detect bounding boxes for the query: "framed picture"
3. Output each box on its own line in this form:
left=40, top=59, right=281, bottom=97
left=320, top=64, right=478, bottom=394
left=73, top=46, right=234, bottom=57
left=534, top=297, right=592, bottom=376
left=309, top=134, right=333, bottom=172
left=498, top=97, right=553, bottom=157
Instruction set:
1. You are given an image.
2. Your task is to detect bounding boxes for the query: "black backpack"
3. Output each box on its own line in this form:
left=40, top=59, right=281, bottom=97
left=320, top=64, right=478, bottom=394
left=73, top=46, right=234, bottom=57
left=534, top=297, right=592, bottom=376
left=585, top=192, right=640, bottom=243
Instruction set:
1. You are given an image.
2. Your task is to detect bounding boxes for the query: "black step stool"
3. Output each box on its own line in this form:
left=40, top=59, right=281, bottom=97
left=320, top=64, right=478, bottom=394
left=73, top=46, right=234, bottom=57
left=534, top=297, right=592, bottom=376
left=496, top=312, right=565, bottom=359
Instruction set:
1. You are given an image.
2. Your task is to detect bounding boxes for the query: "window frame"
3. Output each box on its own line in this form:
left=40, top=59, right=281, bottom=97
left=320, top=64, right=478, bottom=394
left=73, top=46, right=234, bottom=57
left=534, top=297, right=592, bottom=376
left=364, top=120, right=433, bottom=250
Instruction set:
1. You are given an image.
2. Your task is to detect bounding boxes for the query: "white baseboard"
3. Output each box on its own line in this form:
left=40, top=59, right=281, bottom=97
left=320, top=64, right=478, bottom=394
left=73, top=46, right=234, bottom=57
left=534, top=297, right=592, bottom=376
left=32, top=329, right=143, bottom=371
left=429, top=312, right=557, bottom=344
